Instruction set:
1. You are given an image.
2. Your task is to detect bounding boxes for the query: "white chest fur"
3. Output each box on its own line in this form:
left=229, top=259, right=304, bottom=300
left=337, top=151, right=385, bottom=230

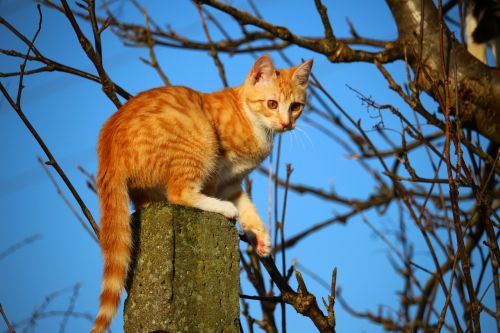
left=216, top=124, right=274, bottom=187
left=213, top=103, right=275, bottom=192
left=216, top=157, right=255, bottom=184
left=216, top=141, right=271, bottom=184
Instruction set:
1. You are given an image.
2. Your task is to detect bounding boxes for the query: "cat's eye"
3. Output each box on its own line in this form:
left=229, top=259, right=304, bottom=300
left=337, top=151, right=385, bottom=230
left=290, top=102, right=303, bottom=112
left=267, top=100, right=279, bottom=110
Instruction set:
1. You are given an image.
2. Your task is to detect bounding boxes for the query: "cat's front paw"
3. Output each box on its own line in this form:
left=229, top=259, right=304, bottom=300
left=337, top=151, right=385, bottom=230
left=196, top=197, right=239, bottom=220
left=219, top=201, right=239, bottom=220
left=252, top=229, right=271, bottom=257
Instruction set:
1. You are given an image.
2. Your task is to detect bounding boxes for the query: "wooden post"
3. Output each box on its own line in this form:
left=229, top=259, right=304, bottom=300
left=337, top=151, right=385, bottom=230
left=123, top=202, right=240, bottom=333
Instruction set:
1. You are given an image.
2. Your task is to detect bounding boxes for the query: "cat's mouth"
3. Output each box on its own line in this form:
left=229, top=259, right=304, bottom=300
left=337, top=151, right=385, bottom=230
left=275, top=124, right=294, bottom=132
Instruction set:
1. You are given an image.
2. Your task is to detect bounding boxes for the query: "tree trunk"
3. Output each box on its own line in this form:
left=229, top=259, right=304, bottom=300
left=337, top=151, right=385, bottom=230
left=123, top=202, right=240, bottom=333
left=386, top=0, right=500, bottom=144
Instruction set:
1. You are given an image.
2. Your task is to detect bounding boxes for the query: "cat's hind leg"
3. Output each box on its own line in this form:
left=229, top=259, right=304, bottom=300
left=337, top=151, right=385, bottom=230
left=158, top=130, right=238, bottom=219
left=129, top=186, right=165, bottom=210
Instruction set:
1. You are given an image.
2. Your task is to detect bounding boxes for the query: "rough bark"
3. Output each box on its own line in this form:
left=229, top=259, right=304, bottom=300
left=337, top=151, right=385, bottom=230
left=123, top=202, right=240, bottom=333
left=386, top=0, right=500, bottom=144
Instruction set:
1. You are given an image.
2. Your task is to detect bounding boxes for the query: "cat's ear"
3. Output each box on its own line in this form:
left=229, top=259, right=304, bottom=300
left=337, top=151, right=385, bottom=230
left=293, top=59, right=313, bottom=87
left=249, top=55, right=276, bottom=85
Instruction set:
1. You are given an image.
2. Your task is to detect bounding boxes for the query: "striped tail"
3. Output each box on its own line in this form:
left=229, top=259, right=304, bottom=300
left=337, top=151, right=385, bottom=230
left=91, top=173, right=131, bottom=333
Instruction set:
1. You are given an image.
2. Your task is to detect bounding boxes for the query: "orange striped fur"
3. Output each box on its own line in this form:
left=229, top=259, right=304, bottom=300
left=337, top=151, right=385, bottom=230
left=91, top=55, right=313, bottom=333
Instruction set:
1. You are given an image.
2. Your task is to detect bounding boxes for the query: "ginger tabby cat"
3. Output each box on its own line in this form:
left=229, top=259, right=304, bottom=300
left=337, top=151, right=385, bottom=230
left=91, top=55, right=313, bottom=333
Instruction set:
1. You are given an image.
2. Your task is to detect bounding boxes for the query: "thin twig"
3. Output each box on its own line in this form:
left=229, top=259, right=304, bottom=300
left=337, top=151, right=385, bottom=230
left=195, top=2, right=229, bottom=87
left=278, top=164, right=293, bottom=333
left=0, top=304, right=16, bottom=333
left=58, top=283, right=81, bottom=333
left=59, top=0, right=122, bottom=107
left=0, top=5, right=99, bottom=238
left=38, top=157, right=98, bottom=243
left=313, top=0, right=335, bottom=43
left=131, top=0, right=171, bottom=86
left=0, top=234, right=43, bottom=261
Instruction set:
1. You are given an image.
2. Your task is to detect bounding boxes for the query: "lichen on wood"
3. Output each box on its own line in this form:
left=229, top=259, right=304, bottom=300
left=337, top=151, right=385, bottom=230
left=124, top=202, right=240, bottom=333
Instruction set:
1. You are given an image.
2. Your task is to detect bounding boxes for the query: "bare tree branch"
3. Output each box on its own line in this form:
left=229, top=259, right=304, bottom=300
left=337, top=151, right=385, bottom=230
left=59, top=0, right=123, bottom=107
left=0, top=234, right=42, bottom=261
left=0, top=5, right=99, bottom=238
left=0, top=304, right=16, bottom=333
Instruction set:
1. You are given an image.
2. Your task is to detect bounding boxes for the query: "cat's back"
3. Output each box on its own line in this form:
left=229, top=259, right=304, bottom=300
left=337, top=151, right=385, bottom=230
left=100, top=85, right=211, bottom=138
left=98, top=85, right=216, bottom=161
left=114, top=85, right=205, bottom=119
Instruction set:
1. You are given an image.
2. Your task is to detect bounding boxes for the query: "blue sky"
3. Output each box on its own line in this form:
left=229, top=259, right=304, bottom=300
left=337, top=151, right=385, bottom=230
left=0, top=1, right=496, bottom=332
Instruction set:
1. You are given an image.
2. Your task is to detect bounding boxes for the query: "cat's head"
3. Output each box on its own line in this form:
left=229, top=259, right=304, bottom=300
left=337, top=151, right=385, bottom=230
left=243, top=55, right=313, bottom=132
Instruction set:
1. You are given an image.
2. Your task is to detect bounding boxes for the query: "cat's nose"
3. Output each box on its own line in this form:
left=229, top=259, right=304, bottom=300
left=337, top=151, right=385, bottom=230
left=280, top=120, right=290, bottom=128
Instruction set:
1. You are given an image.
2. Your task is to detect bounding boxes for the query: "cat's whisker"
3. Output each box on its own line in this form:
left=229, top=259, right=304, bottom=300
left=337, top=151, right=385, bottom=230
left=294, top=128, right=306, bottom=150
left=294, top=126, right=315, bottom=150
left=285, top=131, right=291, bottom=148
left=288, top=128, right=298, bottom=150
